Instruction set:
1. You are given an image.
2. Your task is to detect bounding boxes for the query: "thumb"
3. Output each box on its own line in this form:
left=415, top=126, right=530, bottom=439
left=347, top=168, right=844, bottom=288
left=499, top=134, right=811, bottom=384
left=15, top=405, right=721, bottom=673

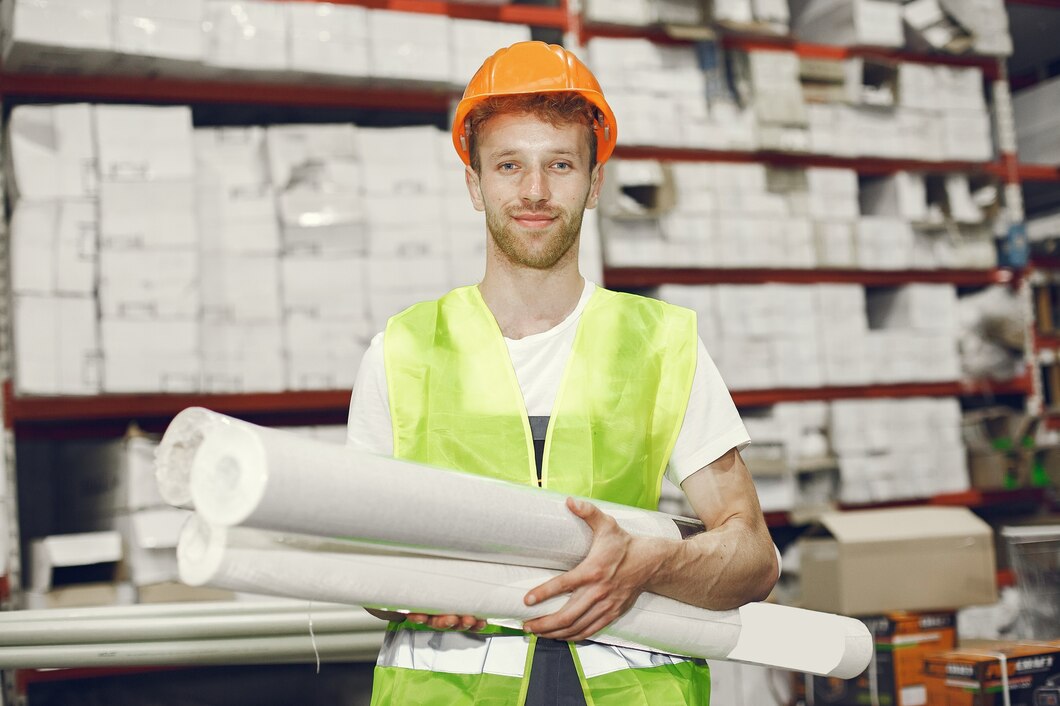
left=567, top=497, right=606, bottom=528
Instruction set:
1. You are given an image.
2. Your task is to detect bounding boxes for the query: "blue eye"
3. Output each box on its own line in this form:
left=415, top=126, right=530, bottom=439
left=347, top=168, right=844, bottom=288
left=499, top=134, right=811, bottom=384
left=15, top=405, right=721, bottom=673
left=499, top=162, right=517, bottom=171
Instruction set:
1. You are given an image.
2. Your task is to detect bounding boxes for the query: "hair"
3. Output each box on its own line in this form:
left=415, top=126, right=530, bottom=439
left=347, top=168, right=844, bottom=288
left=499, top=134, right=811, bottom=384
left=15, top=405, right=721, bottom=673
left=466, top=92, right=598, bottom=173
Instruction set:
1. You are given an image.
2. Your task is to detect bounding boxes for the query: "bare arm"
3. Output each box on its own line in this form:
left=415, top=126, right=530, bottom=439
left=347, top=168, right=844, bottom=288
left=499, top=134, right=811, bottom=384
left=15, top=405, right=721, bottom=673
left=522, top=447, right=778, bottom=641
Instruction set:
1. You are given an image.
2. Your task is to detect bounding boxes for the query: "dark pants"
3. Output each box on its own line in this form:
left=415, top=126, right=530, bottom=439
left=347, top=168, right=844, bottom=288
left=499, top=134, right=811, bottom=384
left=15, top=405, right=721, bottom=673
left=524, top=638, right=588, bottom=706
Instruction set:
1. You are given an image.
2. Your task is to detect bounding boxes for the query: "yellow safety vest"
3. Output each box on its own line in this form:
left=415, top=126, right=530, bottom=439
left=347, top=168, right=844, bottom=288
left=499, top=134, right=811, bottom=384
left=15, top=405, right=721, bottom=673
left=374, top=285, right=708, bottom=705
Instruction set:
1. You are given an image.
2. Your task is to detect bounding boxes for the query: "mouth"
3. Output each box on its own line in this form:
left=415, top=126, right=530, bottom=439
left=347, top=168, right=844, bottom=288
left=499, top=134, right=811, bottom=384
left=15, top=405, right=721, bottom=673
left=510, top=213, right=558, bottom=229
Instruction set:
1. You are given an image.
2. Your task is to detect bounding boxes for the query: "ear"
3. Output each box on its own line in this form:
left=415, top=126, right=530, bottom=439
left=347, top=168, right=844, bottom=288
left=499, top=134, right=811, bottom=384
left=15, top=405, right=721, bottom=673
left=465, top=164, right=485, bottom=212
left=585, top=163, right=605, bottom=210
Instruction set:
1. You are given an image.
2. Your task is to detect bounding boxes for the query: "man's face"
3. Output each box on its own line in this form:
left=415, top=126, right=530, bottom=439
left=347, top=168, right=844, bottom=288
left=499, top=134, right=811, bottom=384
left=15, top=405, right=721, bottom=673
left=466, top=112, right=603, bottom=271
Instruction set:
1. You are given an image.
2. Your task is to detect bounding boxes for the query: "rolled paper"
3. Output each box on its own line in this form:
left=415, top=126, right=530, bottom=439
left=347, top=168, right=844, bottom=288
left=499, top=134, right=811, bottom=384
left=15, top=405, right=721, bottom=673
left=178, top=519, right=873, bottom=679
left=170, top=410, right=701, bottom=572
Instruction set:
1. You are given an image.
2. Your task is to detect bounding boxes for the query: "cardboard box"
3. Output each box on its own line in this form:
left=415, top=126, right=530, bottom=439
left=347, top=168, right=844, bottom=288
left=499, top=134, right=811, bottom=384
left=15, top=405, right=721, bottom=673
left=14, top=295, right=101, bottom=395
left=5, top=103, right=97, bottom=201
left=450, top=19, right=531, bottom=84
left=281, top=256, right=369, bottom=319
left=102, top=353, right=200, bottom=393
left=806, top=610, right=957, bottom=706
left=100, top=180, right=198, bottom=249
left=799, top=507, right=997, bottom=614
left=266, top=124, right=359, bottom=188
left=201, top=254, right=282, bottom=322
left=924, top=641, right=1060, bottom=706
left=203, top=0, right=288, bottom=72
left=1, top=0, right=116, bottom=75
left=287, top=2, right=369, bottom=78
left=31, top=531, right=123, bottom=591
left=368, top=10, right=451, bottom=84
left=113, top=0, right=205, bottom=67
left=98, top=247, right=199, bottom=319
left=94, top=105, right=194, bottom=182
left=10, top=199, right=97, bottom=296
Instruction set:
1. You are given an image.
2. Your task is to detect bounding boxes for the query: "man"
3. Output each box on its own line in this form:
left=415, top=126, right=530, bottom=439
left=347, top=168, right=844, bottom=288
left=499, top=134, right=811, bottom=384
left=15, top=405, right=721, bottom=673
left=347, top=41, right=778, bottom=705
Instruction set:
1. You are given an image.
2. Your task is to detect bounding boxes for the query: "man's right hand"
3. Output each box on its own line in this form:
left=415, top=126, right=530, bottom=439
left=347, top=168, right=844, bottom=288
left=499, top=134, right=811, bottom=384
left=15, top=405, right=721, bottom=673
left=406, top=613, right=488, bottom=631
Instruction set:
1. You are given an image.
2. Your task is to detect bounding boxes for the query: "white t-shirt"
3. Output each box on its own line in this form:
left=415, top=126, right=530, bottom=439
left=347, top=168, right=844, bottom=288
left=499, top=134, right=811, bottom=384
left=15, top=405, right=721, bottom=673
left=346, top=281, right=750, bottom=488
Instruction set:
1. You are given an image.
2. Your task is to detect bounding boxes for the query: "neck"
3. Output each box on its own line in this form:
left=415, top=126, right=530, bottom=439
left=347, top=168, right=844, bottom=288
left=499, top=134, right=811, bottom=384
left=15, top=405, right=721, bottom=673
left=479, top=246, right=585, bottom=340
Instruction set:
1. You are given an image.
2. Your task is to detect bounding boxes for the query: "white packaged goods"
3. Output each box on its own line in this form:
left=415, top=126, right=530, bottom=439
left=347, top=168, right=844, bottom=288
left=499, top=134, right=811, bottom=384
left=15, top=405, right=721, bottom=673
left=201, top=254, right=281, bottom=323
left=102, top=353, right=200, bottom=393
left=855, top=217, right=915, bottom=269
left=287, top=2, right=369, bottom=78
left=117, top=508, right=190, bottom=586
left=203, top=0, right=288, bottom=72
left=98, top=248, right=199, bottom=319
left=101, top=318, right=198, bottom=358
left=365, top=194, right=444, bottom=229
left=2, top=0, right=115, bottom=73
left=859, top=172, right=927, bottom=221
left=6, top=104, right=97, bottom=201
left=194, top=127, right=269, bottom=191
left=14, top=295, right=100, bottom=395
left=99, top=181, right=197, bottom=249
left=95, top=106, right=195, bottom=182
left=201, top=321, right=285, bottom=393
left=943, top=110, right=993, bottom=162
left=789, top=0, right=903, bottom=47
left=31, top=531, right=122, bottom=591
left=267, top=124, right=358, bottom=189
left=282, top=222, right=368, bottom=257
left=358, top=128, right=443, bottom=196
left=113, top=0, right=205, bottom=66
left=10, top=200, right=97, bottom=296
left=1014, top=77, right=1060, bottom=165
left=285, top=352, right=361, bottom=392
left=368, top=10, right=451, bottom=83
left=159, top=412, right=871, bottom=678
left=281, top=256, right=368, bottom=320
left=583, top=0, right=655, bottom=25
left=867, top=284, right=959, bottom=331
left=450, top=19, right=531, bottom=85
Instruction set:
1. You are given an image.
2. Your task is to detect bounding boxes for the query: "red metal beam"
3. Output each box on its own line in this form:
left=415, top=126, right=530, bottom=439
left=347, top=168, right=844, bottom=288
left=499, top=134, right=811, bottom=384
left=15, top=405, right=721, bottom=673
left=0, top=72, right=455, bottom=112
left=604, top=267, right=1010, bottom=288
left=732, top=375, right=1032, bottom=407
left=276, top=0, right=571, bottom=28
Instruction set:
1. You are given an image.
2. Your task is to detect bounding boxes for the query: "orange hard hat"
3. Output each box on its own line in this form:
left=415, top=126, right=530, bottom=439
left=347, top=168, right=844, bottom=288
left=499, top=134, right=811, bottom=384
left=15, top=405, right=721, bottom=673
left=452, top=41, right=618, bottom=167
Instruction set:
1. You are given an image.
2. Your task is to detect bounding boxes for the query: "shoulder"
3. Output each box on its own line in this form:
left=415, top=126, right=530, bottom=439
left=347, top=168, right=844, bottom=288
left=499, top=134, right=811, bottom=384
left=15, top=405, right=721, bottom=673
left=590, top=287, right=696, bottom=326
left=388, top=286, right=476, bottom=329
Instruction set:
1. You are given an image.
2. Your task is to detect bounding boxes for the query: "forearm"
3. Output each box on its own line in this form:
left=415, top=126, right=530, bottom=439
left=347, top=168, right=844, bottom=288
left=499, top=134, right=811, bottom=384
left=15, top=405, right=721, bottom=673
left=638, top=515, right=777, bottom=611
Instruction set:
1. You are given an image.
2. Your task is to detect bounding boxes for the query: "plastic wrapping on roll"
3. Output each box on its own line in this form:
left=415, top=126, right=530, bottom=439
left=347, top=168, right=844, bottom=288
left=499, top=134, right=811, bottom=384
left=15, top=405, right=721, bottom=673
left=178, top=519, right=873, bottom=679
left=167, top=409, right=700, bottom=571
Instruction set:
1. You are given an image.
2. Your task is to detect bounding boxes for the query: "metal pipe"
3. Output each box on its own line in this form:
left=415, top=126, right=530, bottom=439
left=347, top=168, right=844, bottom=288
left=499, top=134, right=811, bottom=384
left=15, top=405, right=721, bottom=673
left=0, top=632, right=385, bottom=669
left=0, top=610, right=383, bottom=646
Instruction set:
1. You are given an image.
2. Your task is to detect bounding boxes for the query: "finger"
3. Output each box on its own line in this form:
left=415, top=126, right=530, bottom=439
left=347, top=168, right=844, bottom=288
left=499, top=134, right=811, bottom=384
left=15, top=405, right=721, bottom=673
left=458, top=615, right=480, bottom=631
left=406, top=613, right=428, bottom=625
left=426, top=615, right=461, bottom=630
left=524, top=587, right=602, bottom=635
left=568, top=613, right=617, bottom=643
left=525, top=561, right=601, bottom=607
left=566, top=497, right=616, bottom=534
left=472, top=620, right=488, bottom=632
left=538, top=600, right=611, bottom=641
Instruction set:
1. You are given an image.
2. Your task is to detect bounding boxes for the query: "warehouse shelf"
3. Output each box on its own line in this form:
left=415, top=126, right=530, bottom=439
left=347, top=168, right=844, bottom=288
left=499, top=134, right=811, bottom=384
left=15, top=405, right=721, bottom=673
left=613, top=144, right=1004, bottom=176
left=0, top=72, right=456, bottom=112
left=1035, top=333, right=1060, bottom=352
left=764, top=487, right=1050, bottom=528
left=579, top=22, right=1002, bottom=77
left=4, top=373, right=1031, bottom=435
left=1005, top=0, right=1060, bottom=8
left=1017, top=163, right=1060, bottom=182
left=604, top=266, right=1013, bottom=288
left=318, top=0, right=571, bottom=28
left=15, top=666, right=183, bottom=693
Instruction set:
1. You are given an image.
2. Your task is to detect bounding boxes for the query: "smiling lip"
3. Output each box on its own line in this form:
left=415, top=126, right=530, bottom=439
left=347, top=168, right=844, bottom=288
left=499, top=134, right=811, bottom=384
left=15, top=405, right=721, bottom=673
left=511, top=213, right=557, bottom=228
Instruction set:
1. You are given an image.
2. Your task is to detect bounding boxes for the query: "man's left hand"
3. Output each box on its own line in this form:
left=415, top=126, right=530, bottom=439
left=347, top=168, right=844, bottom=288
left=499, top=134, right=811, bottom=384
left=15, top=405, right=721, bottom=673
left=521, top=497, right=661, bottom=642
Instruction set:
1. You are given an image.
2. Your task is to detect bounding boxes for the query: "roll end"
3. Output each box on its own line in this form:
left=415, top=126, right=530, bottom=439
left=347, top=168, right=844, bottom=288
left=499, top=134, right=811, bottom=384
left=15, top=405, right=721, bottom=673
left=177, top=514, right=227, bottom=587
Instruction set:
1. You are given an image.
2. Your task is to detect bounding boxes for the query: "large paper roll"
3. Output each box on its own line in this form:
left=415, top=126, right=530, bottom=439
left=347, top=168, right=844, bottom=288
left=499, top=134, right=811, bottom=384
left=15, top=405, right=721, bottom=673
left=168, top=409, right=701, bottom=571
left=178, top=519, right=873, bottom=679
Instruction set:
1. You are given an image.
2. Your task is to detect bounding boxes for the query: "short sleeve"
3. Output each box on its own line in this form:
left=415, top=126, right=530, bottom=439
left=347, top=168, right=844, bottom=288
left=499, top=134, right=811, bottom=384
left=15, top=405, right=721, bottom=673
left=665, top=337, right=751, bottom=487
left=346, top=331, right=395, bottom=456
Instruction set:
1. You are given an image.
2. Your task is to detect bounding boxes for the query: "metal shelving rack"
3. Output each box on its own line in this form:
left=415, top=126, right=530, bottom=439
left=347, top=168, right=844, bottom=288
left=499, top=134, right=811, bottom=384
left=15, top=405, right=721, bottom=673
left=0, top=0, right=1051, bottom=699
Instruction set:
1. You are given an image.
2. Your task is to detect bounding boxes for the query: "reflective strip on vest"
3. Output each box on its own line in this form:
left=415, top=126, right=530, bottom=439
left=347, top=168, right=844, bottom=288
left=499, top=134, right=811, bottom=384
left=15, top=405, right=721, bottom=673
left=573, top=642, right=695, bottom=679
left=378, top=629, right=531, bottom=679
left=378, top=628, right=696, bottom=681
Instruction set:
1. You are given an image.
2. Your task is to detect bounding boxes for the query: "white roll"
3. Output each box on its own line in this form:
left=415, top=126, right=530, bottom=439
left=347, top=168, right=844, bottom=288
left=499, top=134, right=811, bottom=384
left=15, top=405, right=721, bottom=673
left=156, top=407, right=235, bottom=507
left=172, top=410, right=700, bottom=571
left=178, top=519, right=872, bottom=679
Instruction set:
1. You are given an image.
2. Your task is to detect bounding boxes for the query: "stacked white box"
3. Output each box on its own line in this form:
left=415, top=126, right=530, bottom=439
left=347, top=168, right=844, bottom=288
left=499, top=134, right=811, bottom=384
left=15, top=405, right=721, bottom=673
left=287, top=2, right=369, bottom=79
left=116, top=508, right=191, bottom=586
left=855, top=216, right=915, bottom=269
left=1013, top=76, right=1060, bottom=166
left=14, top=295, right=101, bottom=395
left=7, top=105, right=102, bottom=395
left=866, top=285, right=960, bottom=383
left=368, top=10, right=452, bottom=84
left=112, top=0, right=205, bottom=73
left=196, top=127, right=284, bottom=392
left=789, top=0, right=904, bottom=47
left=450, top=19, right=531, bottom=85
left=835, top=397, right=967, bottom=502
left=203, top=0, right=288, bottom=73
left=816, top=284, right=872, bottom=385
left=859, top=172, right=928, bottom=221
left=95, top=105, right=200, bottom=392
left=437, top=132, right=487, bottom=288
left=2, top=0, right=116, bottom=74
left=583, top=0, right=656, bottom=25
left=738, top=51, right=808, bottom=151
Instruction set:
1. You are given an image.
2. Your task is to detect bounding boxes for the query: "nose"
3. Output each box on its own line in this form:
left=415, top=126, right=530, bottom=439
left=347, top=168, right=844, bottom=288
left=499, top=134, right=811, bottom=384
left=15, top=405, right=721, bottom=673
left=519, top=165, right=550, bottom=204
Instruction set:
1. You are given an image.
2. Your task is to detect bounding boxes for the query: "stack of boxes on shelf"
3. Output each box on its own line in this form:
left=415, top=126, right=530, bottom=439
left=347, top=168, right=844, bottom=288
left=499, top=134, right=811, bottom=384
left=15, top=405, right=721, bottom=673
left=654, top=283, right=965, bottom=390
left=583, top=0, right=788, bottom=33
left=7, top=104, right=101, bottom=395
left=269, top=123, right=371, bottom=391
left=97, top=105, right=201, bottom=393
left=3, top=2, right=533, bottom=87
left=599, top=157, right=997, bottom=270
left=195, top=127, right=284, bottom=392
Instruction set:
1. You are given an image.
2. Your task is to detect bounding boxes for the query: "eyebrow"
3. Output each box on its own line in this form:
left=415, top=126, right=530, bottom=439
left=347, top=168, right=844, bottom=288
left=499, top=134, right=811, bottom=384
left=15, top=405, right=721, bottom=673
left=488, top=149, right=581, bottom=161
